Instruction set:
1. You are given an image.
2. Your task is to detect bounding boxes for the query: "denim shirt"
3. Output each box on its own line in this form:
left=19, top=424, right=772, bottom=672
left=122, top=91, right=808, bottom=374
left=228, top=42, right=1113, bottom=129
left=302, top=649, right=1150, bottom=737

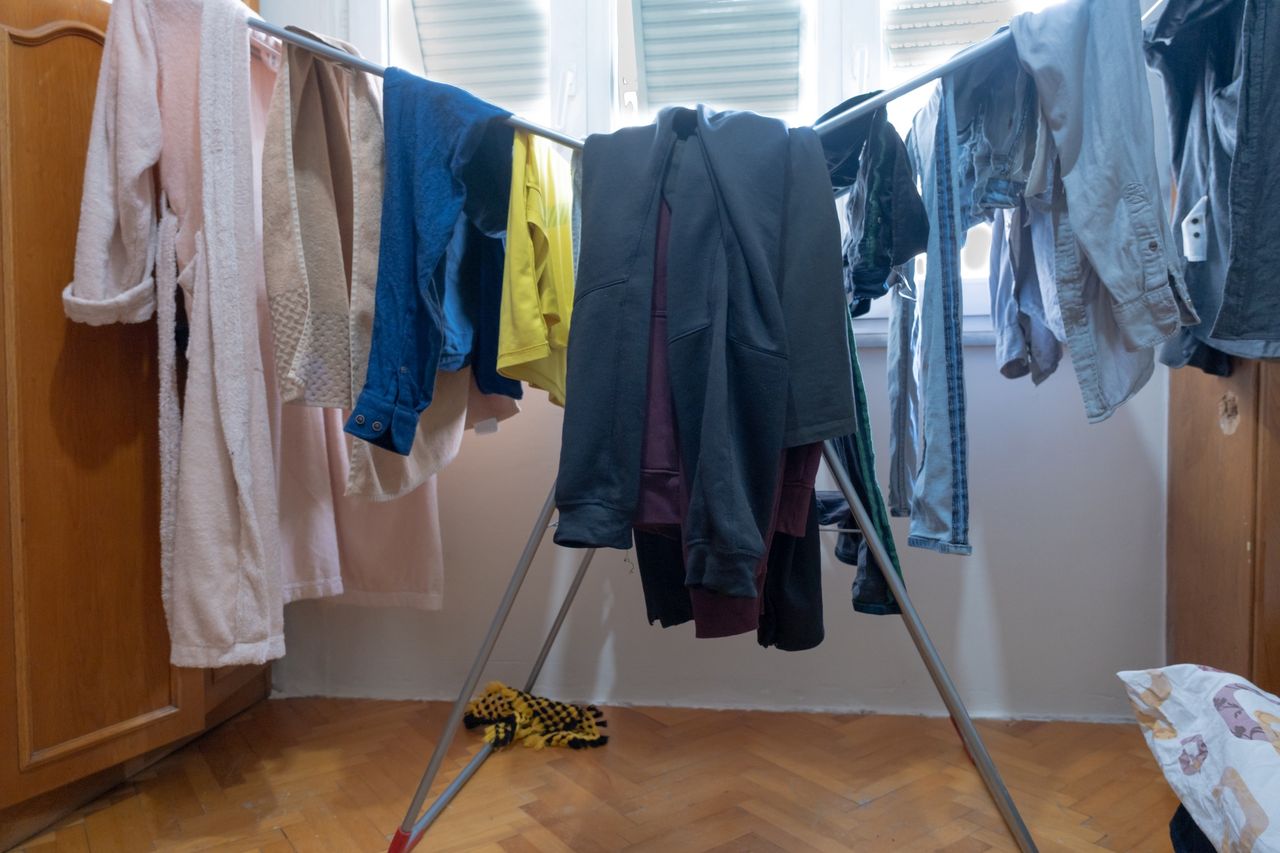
left=346, top=69, right=515, bottom=454
left=1013, top=0, right=1197, bottom=342
left=1012, top=0, right=1199, bottom=421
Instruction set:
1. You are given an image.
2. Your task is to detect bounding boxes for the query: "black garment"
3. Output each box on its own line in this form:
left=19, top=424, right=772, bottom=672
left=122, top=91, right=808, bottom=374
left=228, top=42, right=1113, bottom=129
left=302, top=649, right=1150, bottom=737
left=1210, top=0, right=1280, bottom=344
left=815, top=487, right=899, bottom=616
left=1158, top=322, right=1236, bottom=378
left=634, top=531, right=693, bottom=629
left=1169, top=804, right=1214, bottom=853
left=816, top=93, right=929, bottom=317
left=757, top=495, right=825, bottom=652
left=634, top=499, right=827, bottom=653
left=817, top=90, right=883, bottom=192
left=555, top=106, right=856, bottom=602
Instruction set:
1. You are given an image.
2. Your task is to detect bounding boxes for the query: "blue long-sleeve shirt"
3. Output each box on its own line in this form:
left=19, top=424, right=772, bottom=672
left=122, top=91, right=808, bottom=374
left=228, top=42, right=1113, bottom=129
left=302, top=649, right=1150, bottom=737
left=346, top=68, right=519, bottom=454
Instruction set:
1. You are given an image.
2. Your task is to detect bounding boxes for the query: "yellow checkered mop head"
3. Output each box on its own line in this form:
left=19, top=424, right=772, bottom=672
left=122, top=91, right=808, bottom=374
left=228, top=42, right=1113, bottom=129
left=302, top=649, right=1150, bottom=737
left=463, top=681, right=608, bottom=750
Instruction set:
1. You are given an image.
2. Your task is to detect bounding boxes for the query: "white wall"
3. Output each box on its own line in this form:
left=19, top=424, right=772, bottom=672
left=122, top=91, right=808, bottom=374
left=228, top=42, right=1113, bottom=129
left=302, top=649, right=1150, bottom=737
left=273, top=352, right=1168, bottom=721
left=262, top=0, right=1171, bottom=721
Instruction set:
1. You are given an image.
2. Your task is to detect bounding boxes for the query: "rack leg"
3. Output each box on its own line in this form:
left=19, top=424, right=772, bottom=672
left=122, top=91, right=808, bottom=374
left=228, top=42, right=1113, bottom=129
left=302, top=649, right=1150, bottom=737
left=821, top=441, right=1038, bottom=853
left=407, top=549, right=598, bottom=843
left=393, top=484, right=558, bottom=844
left=392, top=484, right=599, bottom=852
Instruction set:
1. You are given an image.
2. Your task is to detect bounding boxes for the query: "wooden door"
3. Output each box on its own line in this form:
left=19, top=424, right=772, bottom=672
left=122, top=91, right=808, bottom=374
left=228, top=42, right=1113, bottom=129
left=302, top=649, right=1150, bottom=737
left=1167, top=362, right=1260, bottom=677
left=1253, top=362, right=1280, bottom=692
left=0, top=0, right=205, bottom=809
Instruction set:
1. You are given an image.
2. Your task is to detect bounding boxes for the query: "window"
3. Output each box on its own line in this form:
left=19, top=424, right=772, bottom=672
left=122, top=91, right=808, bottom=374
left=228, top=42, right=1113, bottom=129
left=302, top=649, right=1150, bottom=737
left=619, top=0, right=806, bottom=120
left=883, top=0, right=1015, bottom=70
left=406, top=0, right=551, bottom=118
left=388, top=0, right=600, bottom=133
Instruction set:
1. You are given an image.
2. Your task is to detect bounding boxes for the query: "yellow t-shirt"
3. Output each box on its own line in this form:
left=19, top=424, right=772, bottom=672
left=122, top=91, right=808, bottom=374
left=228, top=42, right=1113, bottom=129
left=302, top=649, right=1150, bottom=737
left=497, top=130, right=575, bottom=406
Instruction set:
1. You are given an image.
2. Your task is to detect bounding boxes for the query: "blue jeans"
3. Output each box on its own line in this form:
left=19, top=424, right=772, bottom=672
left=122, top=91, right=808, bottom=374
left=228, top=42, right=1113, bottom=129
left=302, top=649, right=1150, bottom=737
left=888, top=82, right=972, bottom=556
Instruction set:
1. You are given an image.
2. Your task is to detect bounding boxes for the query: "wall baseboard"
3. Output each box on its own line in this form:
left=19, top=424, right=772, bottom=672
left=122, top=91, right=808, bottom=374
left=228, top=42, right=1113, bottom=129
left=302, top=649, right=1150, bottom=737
left=269, top=688, right=1135, bottom=726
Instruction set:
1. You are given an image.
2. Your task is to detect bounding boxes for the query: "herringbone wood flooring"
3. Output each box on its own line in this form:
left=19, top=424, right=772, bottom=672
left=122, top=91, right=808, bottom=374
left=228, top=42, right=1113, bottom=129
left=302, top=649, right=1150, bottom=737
left=13, top=698, right=1177, bottom=853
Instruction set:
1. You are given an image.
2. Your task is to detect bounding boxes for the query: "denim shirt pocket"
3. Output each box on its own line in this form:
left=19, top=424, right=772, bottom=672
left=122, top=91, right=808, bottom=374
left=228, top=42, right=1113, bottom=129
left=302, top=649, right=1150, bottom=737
left=1107, top=182, right=1187, bottom=349
left=1121, top=183, right=1171, bottom=293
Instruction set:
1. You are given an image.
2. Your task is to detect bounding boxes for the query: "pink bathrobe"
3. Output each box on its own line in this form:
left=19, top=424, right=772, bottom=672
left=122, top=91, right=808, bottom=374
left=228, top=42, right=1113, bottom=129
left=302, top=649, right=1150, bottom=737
left=65, top=0, right=285, bottom=666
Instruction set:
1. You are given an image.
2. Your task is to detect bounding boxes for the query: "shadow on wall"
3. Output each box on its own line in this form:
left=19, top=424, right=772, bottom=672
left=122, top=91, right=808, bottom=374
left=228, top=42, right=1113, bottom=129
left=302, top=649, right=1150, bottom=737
left=273, top=344, right=1168, bottom=722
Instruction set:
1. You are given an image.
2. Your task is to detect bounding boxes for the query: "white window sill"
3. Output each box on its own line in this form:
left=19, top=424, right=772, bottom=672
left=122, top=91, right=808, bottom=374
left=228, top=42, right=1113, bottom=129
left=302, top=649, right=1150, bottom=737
left=849, top=314, right=996, bottom=349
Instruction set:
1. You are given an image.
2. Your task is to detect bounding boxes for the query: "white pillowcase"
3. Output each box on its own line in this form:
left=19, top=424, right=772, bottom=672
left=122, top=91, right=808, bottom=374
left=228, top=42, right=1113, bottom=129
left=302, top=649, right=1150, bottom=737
left=1118, top=664, right=1280, bottom=852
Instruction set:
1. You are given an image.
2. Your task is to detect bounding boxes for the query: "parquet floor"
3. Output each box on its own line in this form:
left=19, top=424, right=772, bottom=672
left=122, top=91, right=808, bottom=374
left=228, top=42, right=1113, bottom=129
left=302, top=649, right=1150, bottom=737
left=13, top=698, right=1177, bottom=853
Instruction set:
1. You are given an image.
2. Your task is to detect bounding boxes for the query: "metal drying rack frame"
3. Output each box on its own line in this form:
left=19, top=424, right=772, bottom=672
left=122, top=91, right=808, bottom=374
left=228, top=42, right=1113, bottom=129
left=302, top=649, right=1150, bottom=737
left=243, top=11, right=1164, bottom=850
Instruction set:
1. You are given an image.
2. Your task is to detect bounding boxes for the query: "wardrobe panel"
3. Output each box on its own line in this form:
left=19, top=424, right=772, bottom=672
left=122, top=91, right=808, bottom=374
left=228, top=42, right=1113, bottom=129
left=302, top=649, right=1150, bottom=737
left=1254, top=362, right=1280, bottom=692
left=1166, top=362, right=1259, bottom=676
left=0, top=0, right=203, bottom=808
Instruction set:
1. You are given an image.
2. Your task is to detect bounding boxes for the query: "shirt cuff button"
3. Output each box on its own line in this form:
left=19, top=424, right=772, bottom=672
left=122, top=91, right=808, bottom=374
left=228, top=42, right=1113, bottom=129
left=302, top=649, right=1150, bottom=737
left=372, top=420, right=383, bottom=432
left=355, top=414, right=366, bottom=425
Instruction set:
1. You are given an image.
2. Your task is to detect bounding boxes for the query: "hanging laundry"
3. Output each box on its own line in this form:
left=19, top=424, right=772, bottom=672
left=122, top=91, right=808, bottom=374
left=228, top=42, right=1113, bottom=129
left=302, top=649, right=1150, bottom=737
left=889, top=34, right=1056, bottom=555
left=755, top=495, right=826, bottom=652
left=350, top=220, right=519, bottom=501
left=262, top=30, right=362, bottom=410
left=886, top=82, right=974, bottom=555
left=817, top=91, right=929, bottom=318
left=1009, top=0, right=1197, bottom=421
left=63, top=0, right=284, bottom=666
left=347, top=69, right=520, bottom=456
left=1145, top=0, right=1280, bottom=374
left=632, top=465, right=826, bottom=649
left=813, top=91, right=920, bottom=602
left=988, top=205, right=1063, bottom=385
left=256, top=32, right=501, bottom=610
left=555, top=106, right=856, bottom=641
left=570, top=150, right=584, bottom=280
left=820, top=311, right=906, bottom=616
left=627, top=199, right=825, bottom=647
left=497, top=130, right=576, bottom=405
left=261, top=30, right=515, bottom=504
left=944, top=48, right=1065, bottom=387
left=435, top=216, right=522, bottom=402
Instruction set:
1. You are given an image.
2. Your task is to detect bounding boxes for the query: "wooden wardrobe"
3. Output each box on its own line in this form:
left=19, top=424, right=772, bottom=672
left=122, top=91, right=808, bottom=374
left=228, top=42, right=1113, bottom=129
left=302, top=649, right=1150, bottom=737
left=0, top=0, right=269, bottom=845
left=1168, top=360, right=1280, bottom=693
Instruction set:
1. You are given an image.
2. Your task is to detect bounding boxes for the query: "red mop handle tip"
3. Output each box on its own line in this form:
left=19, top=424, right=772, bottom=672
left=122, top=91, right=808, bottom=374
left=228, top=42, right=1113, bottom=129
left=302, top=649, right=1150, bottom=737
left=387, top=827, right=414, bottom=853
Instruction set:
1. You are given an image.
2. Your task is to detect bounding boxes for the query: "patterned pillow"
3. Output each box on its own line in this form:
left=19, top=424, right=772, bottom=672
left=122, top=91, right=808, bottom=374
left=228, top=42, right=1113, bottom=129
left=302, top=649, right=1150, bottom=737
left=1118, top=665, right=1280, bottom=852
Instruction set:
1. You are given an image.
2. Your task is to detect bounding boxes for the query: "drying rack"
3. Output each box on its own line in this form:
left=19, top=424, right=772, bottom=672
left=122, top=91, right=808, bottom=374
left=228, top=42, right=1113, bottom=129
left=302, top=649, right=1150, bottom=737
left=243, top=13, right=1125, bottom=852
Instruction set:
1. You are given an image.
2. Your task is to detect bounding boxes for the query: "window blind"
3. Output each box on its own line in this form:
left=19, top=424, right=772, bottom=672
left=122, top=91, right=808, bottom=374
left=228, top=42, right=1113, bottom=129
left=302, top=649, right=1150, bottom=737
left=631, top=0, right=803, bottom=115
left=411, top=0, right=549, bottom=115
left=883, top=0, right=1013, bottom=69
